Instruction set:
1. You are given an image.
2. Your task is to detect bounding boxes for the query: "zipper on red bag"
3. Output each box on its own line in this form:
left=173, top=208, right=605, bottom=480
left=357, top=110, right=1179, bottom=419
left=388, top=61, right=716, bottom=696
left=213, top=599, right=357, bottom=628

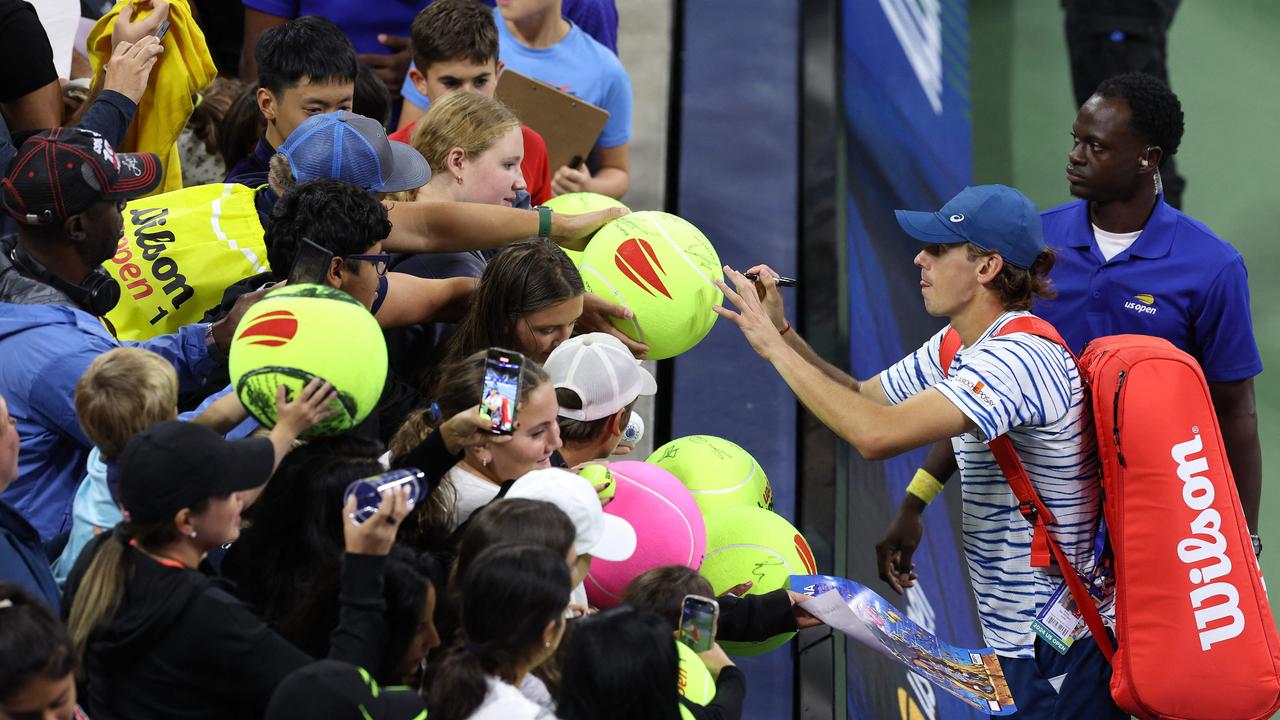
left=1112, top=370, right=1127, bottom=467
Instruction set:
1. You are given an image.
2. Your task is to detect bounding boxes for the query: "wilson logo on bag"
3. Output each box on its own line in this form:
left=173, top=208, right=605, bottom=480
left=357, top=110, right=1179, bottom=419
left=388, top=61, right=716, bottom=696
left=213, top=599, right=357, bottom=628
left=1172, top=428, right=1245, bottom=651
left=941, top=321, right=1280, bottom=720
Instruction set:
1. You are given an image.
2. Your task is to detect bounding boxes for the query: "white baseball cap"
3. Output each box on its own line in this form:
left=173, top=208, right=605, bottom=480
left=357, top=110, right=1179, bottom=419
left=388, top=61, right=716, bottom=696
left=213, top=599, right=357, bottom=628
left=507, top=468, right=637, bottom=562
left=545, top=333, right=657, bottom=421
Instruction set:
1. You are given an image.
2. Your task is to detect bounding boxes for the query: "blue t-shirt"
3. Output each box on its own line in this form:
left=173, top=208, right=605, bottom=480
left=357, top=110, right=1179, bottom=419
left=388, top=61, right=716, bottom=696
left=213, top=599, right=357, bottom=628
left=496, top=13, right=630, bottom=148
left=1036, top=197, right=1263, bottom=383
left=402, top=10, right=631, bottom=150
left=241, top=0, right=427, bottom=54
left=399, top=0, right=619, bottom=110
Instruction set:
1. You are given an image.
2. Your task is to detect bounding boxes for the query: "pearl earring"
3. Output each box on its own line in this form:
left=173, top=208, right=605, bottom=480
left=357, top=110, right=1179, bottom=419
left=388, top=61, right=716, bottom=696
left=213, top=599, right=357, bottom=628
left=190, top=530, right=198, bottom=539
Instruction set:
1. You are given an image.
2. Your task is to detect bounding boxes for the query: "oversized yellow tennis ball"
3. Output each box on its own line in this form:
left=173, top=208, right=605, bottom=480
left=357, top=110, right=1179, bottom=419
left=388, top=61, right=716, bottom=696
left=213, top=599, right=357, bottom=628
left=578, top=463, right=615, bottom=501
left=543, top=192, right=627, bottom=215
left=577, top=211, right=723, bottom=360
left=676, top=640, right=715, bottom=705
left=543, top=192, right=627, bottom=268
left=699, top=507, right=818, bottom=656
left=648, top=435, right=773, bottom=515
left=229, top=284, right=387, bottom=438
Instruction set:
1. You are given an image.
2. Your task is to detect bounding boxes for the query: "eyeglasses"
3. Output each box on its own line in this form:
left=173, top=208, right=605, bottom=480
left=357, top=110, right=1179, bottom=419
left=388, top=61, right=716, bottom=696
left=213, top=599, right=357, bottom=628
left=344, top=253, right=391, bottom=276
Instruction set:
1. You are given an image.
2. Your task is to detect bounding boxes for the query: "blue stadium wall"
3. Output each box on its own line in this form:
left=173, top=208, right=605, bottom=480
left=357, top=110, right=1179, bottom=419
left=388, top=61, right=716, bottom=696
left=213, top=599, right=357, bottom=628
left=669, top=1, right=801, bottom=717
left=671, top=1, right=985, bottom=717
left=838, top=0, right=988, bottom=718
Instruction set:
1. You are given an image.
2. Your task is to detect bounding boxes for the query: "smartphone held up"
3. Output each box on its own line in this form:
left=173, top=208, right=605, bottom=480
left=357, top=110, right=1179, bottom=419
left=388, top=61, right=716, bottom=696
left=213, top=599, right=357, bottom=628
left=480, top=348, right=524, bottom=435
left=679, top=594, right=720, bottom=653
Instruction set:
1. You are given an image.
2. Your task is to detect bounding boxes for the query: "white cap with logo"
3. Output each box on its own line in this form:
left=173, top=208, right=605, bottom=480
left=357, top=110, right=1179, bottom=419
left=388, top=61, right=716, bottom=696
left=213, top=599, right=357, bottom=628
left=545, top=333, right=657, bottom=421
left=507, top=468, right=637, bottom=562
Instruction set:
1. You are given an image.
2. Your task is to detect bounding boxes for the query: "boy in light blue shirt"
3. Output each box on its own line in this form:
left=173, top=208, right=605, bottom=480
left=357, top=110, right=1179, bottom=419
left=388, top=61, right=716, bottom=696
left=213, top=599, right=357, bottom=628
left=51, top=349, right=255, bottom=587
left=496, top=1, right=631, bottom=199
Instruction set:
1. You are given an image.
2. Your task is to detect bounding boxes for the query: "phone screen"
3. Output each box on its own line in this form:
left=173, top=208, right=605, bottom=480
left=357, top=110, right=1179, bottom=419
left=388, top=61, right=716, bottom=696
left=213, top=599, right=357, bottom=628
left=679, top=595, right=719, bottom=653
left=288, top=238, right=333, bottom=286
left=480, top=349, right=523, bottom=435
left=154, top=19, right=171, bottom=41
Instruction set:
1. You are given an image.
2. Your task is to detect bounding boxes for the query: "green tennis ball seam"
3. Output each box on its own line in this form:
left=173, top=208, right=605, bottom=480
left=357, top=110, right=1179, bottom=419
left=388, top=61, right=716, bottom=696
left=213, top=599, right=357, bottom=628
left=578, top=263, right=645, bottom=342
left=644, top=213, right=719, bottom=286
left=235, top=367, right=358, bottom=425
left=679, top=462, right=760, bottom=496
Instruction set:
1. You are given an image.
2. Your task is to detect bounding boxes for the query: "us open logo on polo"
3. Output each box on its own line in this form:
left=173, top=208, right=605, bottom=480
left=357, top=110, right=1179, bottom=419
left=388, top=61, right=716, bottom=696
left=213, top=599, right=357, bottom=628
left=1171, top=428, right=1245, bottom=651
left=614, top=237, right=672, bottom=299
left=1124, top=293, right=1158, bottom=316
left=236, top=310, right=299, bottom=347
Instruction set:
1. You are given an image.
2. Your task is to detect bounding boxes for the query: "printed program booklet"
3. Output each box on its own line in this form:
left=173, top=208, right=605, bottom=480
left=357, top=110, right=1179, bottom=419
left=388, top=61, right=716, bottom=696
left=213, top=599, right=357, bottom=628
left=791, top=574, right=1017, bottom=715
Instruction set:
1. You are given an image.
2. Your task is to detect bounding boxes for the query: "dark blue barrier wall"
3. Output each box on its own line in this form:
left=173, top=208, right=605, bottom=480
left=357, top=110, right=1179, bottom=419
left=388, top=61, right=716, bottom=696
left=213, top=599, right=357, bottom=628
left=672, top=1, right=800, bottom=717
left=840, top=1, right=985, bottom=718
left=674, top=1, right=986, bottom=717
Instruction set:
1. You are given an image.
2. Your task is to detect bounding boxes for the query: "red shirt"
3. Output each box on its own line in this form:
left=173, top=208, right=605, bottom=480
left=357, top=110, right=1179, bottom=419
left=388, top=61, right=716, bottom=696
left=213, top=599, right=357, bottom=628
left=389, top=121, right=552, bottom=206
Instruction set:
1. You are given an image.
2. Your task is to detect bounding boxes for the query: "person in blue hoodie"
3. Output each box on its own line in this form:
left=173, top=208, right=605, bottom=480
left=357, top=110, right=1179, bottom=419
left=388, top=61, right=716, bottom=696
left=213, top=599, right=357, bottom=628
left=0, top=129, right=265, bottom=541
left=0, top=392, right=60, bottom=611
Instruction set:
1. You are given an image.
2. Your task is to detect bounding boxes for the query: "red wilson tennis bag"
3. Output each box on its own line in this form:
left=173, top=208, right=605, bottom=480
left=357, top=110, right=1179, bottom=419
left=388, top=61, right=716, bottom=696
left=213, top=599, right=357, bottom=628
left=1080, top=334, right=1280, bottom=720
left=941, top=321, right=1280, bottom=720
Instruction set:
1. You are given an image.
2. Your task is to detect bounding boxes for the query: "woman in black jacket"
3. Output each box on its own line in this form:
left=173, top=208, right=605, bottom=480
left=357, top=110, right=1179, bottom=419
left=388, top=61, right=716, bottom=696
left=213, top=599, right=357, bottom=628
left=63, top=421, right=411, bottom=720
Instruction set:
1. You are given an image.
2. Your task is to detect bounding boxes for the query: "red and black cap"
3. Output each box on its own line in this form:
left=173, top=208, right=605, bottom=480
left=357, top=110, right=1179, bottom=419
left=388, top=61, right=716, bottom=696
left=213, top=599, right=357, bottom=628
left=1, top=127, right=162, bottom=226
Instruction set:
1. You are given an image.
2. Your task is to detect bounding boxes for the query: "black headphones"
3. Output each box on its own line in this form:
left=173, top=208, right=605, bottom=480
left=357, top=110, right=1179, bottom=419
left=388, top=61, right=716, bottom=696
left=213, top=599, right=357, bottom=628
left=7, top=244, right=121, bottom=317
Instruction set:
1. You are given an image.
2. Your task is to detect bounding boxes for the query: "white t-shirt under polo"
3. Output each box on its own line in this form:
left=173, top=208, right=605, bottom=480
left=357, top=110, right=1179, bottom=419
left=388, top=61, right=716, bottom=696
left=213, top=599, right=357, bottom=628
left=1092, top=223, right=1142, bottom=261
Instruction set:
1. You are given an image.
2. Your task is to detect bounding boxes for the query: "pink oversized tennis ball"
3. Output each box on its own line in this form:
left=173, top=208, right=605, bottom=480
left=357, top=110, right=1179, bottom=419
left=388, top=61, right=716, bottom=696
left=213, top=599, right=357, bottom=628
left=585, top=461, right=707, bottom=608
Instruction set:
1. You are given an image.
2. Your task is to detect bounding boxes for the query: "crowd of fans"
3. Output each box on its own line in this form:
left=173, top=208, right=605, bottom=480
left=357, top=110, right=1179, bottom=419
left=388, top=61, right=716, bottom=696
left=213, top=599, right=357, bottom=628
left=3, top=1, right=1264, bottom=719
left=0, top=1, right=815, bottom=718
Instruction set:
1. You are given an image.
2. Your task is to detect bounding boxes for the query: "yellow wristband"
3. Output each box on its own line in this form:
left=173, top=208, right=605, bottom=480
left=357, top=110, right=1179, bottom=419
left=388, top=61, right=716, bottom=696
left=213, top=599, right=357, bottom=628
left=906, top=468, right=944, bottom=505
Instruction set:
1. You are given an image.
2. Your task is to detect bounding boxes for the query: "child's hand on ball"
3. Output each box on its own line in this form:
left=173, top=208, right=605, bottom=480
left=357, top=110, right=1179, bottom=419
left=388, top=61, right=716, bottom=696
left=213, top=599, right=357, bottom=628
left=273, top=378, right=339, bottom=439
left=440, top=405, right=515, bottom=455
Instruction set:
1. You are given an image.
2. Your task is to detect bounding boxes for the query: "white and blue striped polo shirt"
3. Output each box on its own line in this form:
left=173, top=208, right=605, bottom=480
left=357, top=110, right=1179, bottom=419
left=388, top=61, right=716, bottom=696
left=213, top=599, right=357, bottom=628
left=880, top=310, right=1113, bottom=657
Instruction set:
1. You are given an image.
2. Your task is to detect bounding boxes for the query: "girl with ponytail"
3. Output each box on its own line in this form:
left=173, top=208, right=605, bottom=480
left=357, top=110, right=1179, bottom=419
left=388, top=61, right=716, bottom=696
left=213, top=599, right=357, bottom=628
left=426, top=544, right=571, bottom=720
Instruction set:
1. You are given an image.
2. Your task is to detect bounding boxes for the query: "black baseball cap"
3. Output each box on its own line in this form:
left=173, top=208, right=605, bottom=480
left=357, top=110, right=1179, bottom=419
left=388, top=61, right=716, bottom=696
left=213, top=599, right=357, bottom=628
left=265, top=661, right=427, bottom=720
left=117, top=421, right=275, bottom=524
left=1, top=127, right=162, bottom=226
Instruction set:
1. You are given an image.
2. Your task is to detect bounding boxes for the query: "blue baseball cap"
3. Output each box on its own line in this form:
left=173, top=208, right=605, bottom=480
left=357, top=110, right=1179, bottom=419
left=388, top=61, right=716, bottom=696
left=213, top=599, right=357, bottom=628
left=894, top=184, right=1045, bottom=269
left=278, top=111, right=430, bottom=193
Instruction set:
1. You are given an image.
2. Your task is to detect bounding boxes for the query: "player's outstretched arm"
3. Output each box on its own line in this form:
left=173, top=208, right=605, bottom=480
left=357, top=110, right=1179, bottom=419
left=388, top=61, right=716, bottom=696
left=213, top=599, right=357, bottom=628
left=744, top=264, right=864, bottom=393
left=715, top=267, right=974, bottom=459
